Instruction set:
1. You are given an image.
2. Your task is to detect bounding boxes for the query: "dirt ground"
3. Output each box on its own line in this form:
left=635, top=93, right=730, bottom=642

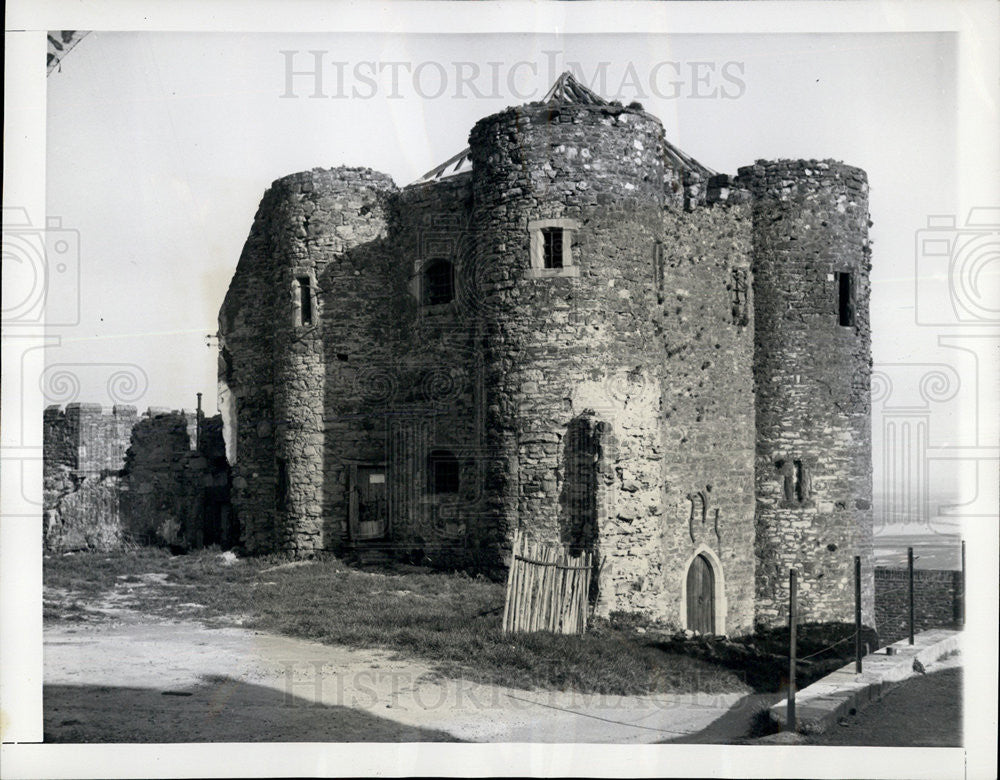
left=43, top=567, right=963, bottom=746
left=43, top=603, right=749, bottom=743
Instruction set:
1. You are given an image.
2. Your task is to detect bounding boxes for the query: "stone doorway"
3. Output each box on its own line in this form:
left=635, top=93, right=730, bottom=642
left=686, top=553, right=715, bottom=634
left=349, top=465, right=388, bottom=541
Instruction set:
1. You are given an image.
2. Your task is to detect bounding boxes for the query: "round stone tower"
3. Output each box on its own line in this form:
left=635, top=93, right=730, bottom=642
left=467, top=77, right=672, bottom=612
left=743, top=159, right=874, bottom=627
left=224, top=167, right=397, bottom=554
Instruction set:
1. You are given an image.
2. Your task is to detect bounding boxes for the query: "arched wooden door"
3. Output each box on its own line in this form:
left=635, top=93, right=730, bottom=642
left=686, top=554, right=715, bottom=634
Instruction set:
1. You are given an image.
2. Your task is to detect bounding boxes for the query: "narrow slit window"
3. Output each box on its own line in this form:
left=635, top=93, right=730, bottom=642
left=653, top=241, right=665, bottom=303
left=777, top=458, right=810, bottom=506
left=837, top=271, right=855, bottom=327
left=297, top=277, right=313, bottom=326
left=731, top=267, right=749, bottom=327
left=542, top=228, right=564, bottom=269
left=793, top=460, right=805, bottom=503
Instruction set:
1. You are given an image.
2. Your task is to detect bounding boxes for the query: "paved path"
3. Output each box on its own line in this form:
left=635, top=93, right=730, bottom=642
left=45, top=618, right=745, bottom=743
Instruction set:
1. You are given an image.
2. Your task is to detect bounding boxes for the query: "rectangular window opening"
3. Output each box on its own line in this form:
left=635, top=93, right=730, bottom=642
left=428, top=450, right=460, bottom=495
left=542, top=228, right=564, bottom=269
left=297, top=276, right=312, bottom=326
left=837, top=271, right=855, bottom=327
left=422, top=261, right=455, bottom=305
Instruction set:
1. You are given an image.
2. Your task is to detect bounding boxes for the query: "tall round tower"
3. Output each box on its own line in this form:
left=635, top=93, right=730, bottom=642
left=743, top=159, right=874, bottom=626
left=467, top=75, right=672, bottom=613
left=220, top=167, right=397, bottom=555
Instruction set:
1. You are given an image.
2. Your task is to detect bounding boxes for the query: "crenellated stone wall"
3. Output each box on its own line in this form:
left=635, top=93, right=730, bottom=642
left=43, top=404, right=231, bottom=551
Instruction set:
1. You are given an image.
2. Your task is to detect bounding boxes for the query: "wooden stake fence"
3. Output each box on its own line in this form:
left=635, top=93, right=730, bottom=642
left=502, top=529, right=593, bottom=635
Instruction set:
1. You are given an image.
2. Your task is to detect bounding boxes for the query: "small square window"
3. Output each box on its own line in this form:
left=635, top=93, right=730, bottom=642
left=527, top=218, right=579, bottom=278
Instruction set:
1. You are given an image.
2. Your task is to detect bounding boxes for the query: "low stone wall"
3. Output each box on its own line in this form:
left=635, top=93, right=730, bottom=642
left=874, top=567, right=962, bottom=644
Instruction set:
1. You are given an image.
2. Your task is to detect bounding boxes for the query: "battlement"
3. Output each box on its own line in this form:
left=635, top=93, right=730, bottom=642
left=45, top=402, right=138, bottom=419
left=684, top=171, right=753, bottom=210
left=45, top=403, right=201, bottom=416
left=44, top=404, right=201, bottom=475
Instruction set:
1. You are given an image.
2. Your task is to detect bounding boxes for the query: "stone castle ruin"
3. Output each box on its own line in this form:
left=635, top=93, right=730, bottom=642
left=43, top=402, right=233, bottom=552
left=218, top=73, right=875, bottom=633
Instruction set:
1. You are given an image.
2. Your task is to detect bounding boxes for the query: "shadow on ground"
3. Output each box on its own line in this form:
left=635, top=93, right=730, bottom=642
left=45, top=675, right=462, bottom=743
left=659, top=692, right=785, bottom=744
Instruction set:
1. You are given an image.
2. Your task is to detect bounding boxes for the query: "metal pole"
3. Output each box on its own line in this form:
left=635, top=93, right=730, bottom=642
left=788, top=568, right=797, bottom=732
left=960, top=539, right=966, bottom=626
left=908, top=547, right=915, bottom=645
left=855, top=555, right=862, bottom=673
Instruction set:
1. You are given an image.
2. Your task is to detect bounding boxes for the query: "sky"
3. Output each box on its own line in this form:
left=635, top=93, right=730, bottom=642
left=41, top=30, right=997, bottom=536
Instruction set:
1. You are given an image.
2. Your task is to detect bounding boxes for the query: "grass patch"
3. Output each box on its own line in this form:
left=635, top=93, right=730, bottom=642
left=44, top=549, right=749, bottom=696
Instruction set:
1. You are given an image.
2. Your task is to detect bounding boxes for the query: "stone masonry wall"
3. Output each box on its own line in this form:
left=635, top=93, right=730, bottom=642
left=43, top=403, right=136, bottom=551
left=218, top=178, right=281, bottom=551
left=273, top=169, right=398, bottom=555
left=366, top=175, right=482, bottom=562
left=745, top=159, right=875, bottom=628
left=874, top=567, right=963, bottom=644
left=223, top=167, right=491, bottom=562
left=219, top=168, right=398, bottom=554
left=465, top=98, right=757, bottom=626
left=657, top=198, right=757, bottom=635
left=43, top=404, right=230, bottom=552
left=119, top=410, right=229, bottom=549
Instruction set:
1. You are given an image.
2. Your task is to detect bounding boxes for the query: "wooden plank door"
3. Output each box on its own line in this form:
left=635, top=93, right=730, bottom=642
left=686, top=554, right=715, bottom=634
left=354, top=466, right=387, bottom=540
